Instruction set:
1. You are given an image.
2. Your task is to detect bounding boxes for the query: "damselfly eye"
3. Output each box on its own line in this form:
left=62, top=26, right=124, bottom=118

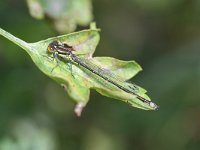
left=47, top=45, right=54, bottom=53
left=47, top=41, right=59, bottom=53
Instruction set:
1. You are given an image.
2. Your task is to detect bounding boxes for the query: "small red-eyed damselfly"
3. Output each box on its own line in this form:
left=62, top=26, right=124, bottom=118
left=47, top=41, right=159, bottom=110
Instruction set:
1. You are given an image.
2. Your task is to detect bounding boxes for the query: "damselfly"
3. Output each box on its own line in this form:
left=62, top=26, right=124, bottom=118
left=47, top=41, right=158, bottom=110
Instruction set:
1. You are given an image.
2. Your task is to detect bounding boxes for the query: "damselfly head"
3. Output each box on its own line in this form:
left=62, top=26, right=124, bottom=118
left=47, top=41, right=59, bottom=53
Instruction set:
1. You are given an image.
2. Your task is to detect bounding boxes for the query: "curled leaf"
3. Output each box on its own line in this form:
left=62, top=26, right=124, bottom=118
left=0, top=25, right=158, bottom=115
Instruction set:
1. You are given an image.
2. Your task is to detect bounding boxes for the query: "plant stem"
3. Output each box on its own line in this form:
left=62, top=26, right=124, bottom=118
left=0, top=28, right=30, bottom=50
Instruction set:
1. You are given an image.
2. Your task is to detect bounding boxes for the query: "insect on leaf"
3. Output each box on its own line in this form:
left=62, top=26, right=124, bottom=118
left=0, top=24, right=158, bottom=116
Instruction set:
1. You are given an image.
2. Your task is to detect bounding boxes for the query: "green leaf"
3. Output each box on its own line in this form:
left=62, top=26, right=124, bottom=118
left=26, top=0, right=93, bottom=33
left=0, top=25, right=158, bottom=116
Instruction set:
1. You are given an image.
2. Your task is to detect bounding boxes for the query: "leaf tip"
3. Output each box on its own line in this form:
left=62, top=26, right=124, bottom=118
left=74, top=102, right=86, bottom=117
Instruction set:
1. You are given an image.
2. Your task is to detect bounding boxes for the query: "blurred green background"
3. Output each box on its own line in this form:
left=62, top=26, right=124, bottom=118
left=0, top=0, right=200, bottom=150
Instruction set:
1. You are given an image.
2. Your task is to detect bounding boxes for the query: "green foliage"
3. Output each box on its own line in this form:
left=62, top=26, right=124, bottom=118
left=1, top=0, right=200, bottom=149
left=26, top=0, right=93, bottom=33
left=0, top=24, right=156, bottom=115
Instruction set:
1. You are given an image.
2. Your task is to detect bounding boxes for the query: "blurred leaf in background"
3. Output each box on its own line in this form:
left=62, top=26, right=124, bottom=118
left=26, top=0, right=93, bottom=33
left=0, top=118, right=57, bottom=150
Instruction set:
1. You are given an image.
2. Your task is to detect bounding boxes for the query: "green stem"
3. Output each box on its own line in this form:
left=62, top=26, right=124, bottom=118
left=0, top=28, right=31, bottom=50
